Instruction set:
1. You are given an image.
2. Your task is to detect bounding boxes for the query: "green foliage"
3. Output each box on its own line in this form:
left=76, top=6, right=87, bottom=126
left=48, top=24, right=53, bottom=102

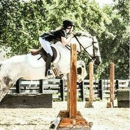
left=99, top=0, right=129, bottom=79
left=0, top=0, right=129, bottom=79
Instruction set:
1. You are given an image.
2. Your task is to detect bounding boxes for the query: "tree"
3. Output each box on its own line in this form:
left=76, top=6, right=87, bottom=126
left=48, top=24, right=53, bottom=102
left=0, top=0, right=129, bottom=79
left=99, top=0, right=129, bottom=79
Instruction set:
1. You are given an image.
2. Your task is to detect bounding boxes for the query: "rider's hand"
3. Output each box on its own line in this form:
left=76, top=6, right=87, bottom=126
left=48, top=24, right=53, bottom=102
left=69, top=33, right=74, bottom=38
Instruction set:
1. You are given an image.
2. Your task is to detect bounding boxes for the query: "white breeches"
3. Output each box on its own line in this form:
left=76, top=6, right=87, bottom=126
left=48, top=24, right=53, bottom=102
left=39, top=37, right=53, bottom=56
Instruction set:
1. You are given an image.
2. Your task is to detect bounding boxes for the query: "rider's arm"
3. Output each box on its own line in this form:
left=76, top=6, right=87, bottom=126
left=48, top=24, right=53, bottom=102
left=61, top=34, right=74, bottom=46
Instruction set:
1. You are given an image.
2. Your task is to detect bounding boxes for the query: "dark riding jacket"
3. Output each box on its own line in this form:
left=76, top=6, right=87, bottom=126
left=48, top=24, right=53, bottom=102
left=40, top=29, right=67, bottom=44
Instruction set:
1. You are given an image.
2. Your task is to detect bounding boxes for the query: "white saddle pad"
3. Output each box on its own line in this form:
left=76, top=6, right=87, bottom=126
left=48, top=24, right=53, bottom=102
left=27, top=53, right=45, bottom=68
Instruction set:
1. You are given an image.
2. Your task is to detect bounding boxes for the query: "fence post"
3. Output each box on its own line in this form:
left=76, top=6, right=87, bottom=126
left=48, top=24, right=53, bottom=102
left=60, top=79, right=65, bottom=101
left=110, top=62, right=115, bottom=106
left=39, top=80, right=43, bottom=93
left=79, top=81, right=84, bottom=101
left=57, top=44, right=90, bottom=129
left=115, top=80, right=119, bottom=89
left=16, top=79, right=21, bottom=93
left=69, top=44, right=77, bottom=118
left=89, top=62, right=94, bottom=103
left=98, top=79, right=103, bottom=100
left=67, top=73, right=70, bottom=111
left=85, top=62, right=94, bottom=108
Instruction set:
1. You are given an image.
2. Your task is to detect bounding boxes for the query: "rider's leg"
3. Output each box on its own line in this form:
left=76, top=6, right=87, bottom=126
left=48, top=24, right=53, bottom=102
left=39, top=37, right=53, bottom=76
left=45, top=53, right=52, bottom=76
left=39, top=37, right=53, bottom=56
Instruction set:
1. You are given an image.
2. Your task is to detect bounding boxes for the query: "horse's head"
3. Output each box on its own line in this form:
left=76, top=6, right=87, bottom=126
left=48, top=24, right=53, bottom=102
left=71, top=31, right=102, bottom=65
left=77, top=60, right=87, bottom=82
left=90, top=36, right=102, bottom=65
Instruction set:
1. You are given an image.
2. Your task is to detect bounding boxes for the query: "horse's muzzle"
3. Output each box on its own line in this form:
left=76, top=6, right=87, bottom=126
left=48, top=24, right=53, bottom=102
left=94, top=56, right=102, bottom=65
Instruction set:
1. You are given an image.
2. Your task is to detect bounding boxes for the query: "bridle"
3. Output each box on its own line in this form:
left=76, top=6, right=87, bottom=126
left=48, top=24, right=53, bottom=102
left=65, top=34, right=97, bottom=60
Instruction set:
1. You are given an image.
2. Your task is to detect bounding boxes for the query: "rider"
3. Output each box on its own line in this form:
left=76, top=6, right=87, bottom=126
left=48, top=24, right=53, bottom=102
left=30, top=19, right=75, bottom=77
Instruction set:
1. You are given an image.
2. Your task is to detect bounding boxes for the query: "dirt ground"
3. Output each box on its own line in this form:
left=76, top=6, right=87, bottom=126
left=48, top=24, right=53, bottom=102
left=0, top=100, right=129, bottom=130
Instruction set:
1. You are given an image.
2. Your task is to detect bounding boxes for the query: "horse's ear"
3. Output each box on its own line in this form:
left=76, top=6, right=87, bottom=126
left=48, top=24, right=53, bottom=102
left=93, top=36, right=98, bottom=43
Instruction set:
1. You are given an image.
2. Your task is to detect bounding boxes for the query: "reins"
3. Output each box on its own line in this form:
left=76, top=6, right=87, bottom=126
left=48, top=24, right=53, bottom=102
left=65, top=34, right=96, bottom=60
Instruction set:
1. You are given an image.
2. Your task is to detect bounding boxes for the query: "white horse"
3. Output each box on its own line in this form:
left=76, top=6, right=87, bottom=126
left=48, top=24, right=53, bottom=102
left=0, top=31, right=101, bottom=101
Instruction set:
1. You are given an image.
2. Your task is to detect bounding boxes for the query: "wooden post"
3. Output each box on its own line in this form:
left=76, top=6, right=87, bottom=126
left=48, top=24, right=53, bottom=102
left=67, top=73, right=70, bottom=111
left=56, top=44, right=91, bottom=130
left=69, top=44, right=77, bottom=118
left=107, top=62, right=115, bottom=108
left=110, top=62, right=114, bottom=105
left=85, top=62, right=94, bottom=108
left=89, top=62, right=94, bottom=103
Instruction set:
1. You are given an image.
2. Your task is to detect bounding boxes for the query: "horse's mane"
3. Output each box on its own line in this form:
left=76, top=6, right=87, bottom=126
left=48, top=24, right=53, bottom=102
left=74, top=31, right=92, bottom=38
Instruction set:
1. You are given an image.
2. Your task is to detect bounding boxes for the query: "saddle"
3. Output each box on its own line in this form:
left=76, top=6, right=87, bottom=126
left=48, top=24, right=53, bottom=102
left=30, top=46, right=57, bottom=62
left=30, top=46, right=60, bottom=77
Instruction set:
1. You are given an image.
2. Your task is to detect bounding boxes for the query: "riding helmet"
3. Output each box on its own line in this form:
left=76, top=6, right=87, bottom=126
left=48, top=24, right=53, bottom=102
left=62, top=19, right=75, bottom=29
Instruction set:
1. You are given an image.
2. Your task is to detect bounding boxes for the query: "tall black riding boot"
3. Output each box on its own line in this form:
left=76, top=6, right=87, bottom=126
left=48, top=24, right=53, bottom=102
left=45, top=53, right=52, bottom=77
